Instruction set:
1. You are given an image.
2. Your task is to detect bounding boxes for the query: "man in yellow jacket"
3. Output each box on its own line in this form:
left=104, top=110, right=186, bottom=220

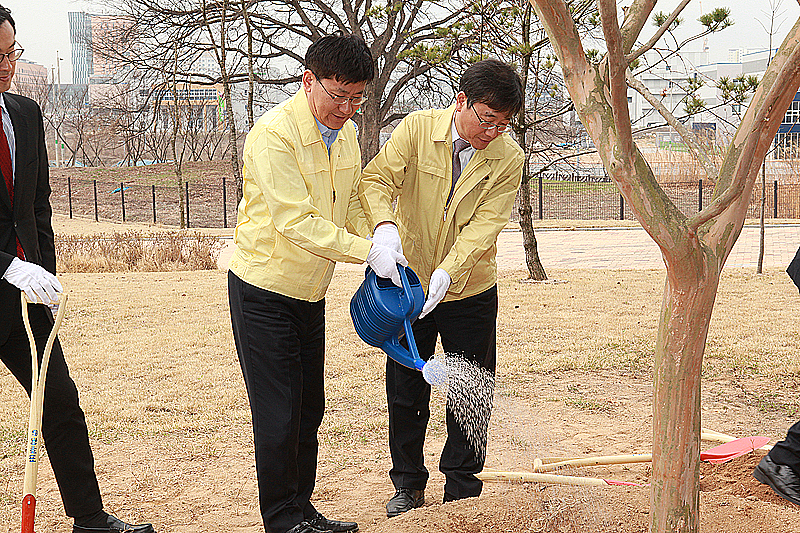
left=228, top=34, right=406, bottom=533
left=360, top=59, right=524, bottom=515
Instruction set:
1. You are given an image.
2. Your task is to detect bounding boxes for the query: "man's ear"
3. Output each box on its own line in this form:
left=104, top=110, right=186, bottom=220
left=302, top=70, right=315, bottom=93
left=455, top=91, right=467, bottom=112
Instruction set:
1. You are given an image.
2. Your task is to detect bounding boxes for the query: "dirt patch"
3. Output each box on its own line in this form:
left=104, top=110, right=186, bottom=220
left=699, top=452, right=786, bottom=505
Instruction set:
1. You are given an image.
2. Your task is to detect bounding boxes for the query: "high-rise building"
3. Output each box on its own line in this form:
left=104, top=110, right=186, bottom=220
left=90, top=15, right=130, bottom=83
left=68, top=11, right=92, bottom=85
left=69, top=12, right=131, bottom=86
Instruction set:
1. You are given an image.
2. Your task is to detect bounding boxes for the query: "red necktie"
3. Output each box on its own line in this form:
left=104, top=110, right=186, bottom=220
left=0, top=120, right=24, bottom=259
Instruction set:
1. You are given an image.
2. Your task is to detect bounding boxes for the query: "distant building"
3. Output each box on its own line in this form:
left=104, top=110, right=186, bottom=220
left=775, top=93, right=800, bottom=159
left=11, top=59, right=48, bottom=94
left=625, top=47, right=800, bottom=160
left=69, top=12, right=132, bottom=94
left=68, top=12, right=92, bottom=85
left=626, top=50, right=710, bottom=130
left=193, top=52, right=220, bottom=79
left=90, top=15, right=131, bottom=84
left=150, top=82, right=226, bottom=133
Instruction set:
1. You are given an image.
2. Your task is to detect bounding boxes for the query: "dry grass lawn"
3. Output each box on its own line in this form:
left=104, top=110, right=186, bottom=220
left=0, top=222, right=799, bottom=530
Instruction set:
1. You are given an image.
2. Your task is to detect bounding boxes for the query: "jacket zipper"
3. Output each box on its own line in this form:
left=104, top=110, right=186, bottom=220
left=437, top=161, right=487, bottom=267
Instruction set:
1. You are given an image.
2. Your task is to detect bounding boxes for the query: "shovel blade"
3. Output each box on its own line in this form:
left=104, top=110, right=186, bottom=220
left=700, top=436, right=771, bottom=464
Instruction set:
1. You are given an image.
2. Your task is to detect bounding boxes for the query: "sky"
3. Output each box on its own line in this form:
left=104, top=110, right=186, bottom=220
left=3, top=0, right=800, bottom=83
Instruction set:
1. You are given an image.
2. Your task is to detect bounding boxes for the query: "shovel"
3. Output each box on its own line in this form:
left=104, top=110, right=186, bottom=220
left=476, top=470, right=647, bottom=487
left=529, top=437, right=771, bottom=474
left=699, top=436, right=771, bottom=464
left=20, top=293, right=68, bottom=533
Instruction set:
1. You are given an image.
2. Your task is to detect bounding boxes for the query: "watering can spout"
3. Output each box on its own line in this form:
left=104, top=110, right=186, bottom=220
left=382, top=337, right=426, bottom=372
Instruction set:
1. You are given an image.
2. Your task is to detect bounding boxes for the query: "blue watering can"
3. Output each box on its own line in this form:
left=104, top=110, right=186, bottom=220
left=350, top=264, right=426, bottom=371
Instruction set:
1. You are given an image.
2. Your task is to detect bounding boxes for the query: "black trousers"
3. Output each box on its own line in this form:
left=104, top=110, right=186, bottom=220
left=228, top=272, right=325, bottom=533
left=0, top=303, right=102, bottom=518
left=769, top=420, right=800, bottom=476
left=386, top=285, right=497, bottom=501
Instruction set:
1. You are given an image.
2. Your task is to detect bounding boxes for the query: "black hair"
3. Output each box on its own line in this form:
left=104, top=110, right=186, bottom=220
left=0, top=4, right=14, bottom=32
left=459, top=59, right=523, bottom=116
left=305, top=32, right=374, bottom=84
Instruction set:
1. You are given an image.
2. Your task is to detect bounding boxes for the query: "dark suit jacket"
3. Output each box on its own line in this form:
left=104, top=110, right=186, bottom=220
left=0, top=92, right=54, bottom=344
left=788, top=245, right=800, bottom=293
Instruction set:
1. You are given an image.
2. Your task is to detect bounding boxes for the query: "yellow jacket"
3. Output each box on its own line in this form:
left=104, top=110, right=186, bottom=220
left=229, top=90, right=372, bottom=302
left=360, top=105, right=523, bottom=300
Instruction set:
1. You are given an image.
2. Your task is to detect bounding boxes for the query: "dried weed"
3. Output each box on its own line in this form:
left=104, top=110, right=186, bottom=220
left=55, top=230, right=223, bottom=272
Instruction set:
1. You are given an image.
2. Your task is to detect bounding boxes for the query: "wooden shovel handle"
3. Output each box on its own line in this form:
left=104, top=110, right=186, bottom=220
left=477, top=470, right=609, bottom=486
left=534, top=453, right=652, bottom=472
left=20, top=292, right=68, bottom=499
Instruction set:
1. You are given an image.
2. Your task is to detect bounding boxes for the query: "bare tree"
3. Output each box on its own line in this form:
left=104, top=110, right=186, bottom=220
left=226, top=0, right=475, bottom=164
left=201, top=0, right=244, bottom=201
left=169, top=43, right=190, bottom=228
left=474, top=0, right=599, bottom=281
left=94, top=83, right=149, bottom=166
left=529, top=2, right=800, bottom=532
left=92, top=0, right=247, bottom=198
left=239, top=0, right=256, bottom=130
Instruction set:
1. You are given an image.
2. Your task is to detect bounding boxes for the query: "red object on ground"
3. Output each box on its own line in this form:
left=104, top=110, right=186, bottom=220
left=700, top=436, right=771, bottom=464
left=20, top=493, right=35, bottom=533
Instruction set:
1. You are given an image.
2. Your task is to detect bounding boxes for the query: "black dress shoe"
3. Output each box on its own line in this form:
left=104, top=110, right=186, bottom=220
left=307, top=511, right=358, bottom=532
left=73, top=514, right=155, bottom=533
left=386, top=488, right=425, bottom=517
left=753, top=455, right=800, bottom=506
left=286, top=521, right=331, bottom=533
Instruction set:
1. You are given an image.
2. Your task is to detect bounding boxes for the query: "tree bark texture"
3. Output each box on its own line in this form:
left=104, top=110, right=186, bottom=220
left=359, top=93, right=382, bottom=168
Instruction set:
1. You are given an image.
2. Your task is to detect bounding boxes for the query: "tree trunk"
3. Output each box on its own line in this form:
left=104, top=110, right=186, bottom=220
left=515, top=4, right=547, bottom=281
left=223, top=82, right=243, bottom=202
left=758, top=158, right=766, bottom=274
left=519, top=174, right=547, bottom=280
left=652, top=259, right=720, bottom=533
left=359, top=96, right=381, bottom=167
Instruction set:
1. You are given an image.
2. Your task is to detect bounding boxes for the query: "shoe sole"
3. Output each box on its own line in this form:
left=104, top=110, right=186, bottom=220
left=753, top=466, right=800, bottom=506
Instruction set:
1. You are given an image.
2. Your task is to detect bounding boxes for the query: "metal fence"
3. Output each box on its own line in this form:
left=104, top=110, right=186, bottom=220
left=49, top=176, right=240, bottom=228
left=49, top=176, right=800, bottom=228
left=510, top=176, right=800, bottom=221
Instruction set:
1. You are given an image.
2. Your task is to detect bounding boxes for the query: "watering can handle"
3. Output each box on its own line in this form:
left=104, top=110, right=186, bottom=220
left=397, top=264, right=413, bottom=318
left=397, top=265, right=424, bottom=370
left=403, top=315, right=424, bottom=370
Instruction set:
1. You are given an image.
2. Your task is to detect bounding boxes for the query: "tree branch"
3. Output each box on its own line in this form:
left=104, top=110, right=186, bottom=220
left=528, top=0, right=590, bottom=85
left=628, top=0, right=692, bottom=63
left=597, top=0, right=634, bottom=163
left=620, top=0, right=657, bottom=55
left=626, top=71, right=718, bottom=181
left=690, top=18, right=800, bottom=232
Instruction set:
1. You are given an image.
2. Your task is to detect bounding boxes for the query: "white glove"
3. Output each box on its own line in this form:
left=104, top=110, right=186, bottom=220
left=372, top=223, right=403, bottom=254
left=419, top=268, right=451, bottom=319
left=2, top=257, right=63, bottom=304
left=366, top=243, right=408, bottom=287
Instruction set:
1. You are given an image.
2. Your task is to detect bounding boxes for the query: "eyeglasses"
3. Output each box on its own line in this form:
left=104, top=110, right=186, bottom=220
left=0, top=47, right=23, bottom=64
left=313, top=73, right=367, bottom=107
left=471, top=105, right=510, bottom=133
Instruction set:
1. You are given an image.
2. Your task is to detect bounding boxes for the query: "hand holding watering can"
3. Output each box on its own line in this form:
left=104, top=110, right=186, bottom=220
left=350, top=264, right=447, bottom=386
